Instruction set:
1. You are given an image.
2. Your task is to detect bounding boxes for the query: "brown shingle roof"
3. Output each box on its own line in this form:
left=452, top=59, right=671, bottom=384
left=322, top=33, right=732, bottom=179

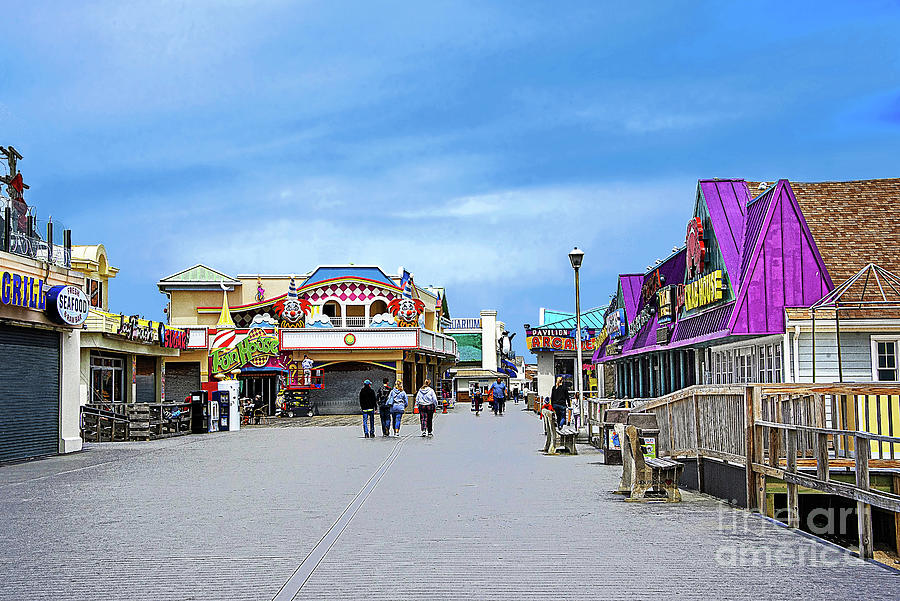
left=786, top=179, right=900, bottom=286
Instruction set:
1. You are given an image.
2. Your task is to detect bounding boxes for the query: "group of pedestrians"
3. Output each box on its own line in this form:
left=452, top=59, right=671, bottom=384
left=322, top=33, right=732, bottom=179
left=359, top=378, right=440, bottom=438
left=471, top=377, right=511, bottom=416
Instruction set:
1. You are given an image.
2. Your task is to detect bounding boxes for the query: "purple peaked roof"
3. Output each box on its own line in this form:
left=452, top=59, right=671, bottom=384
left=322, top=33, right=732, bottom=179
left=595, top=178, right=835, bottom=363
left=620, top=274, right=643, bottom=322
left=699, top=179, right=751, bottom=284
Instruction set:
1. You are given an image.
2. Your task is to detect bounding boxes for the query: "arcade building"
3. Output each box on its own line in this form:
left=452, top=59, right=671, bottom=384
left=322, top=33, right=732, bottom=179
left=593, top=178, right=900, bottom=398
left=157, top=265, right=458, bottom=414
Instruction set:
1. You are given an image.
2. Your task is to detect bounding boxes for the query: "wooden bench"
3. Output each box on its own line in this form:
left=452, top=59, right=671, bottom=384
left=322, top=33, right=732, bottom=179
left=619, top=424, right=683, bottom=502
left=556, top=425, right=578, bottom=455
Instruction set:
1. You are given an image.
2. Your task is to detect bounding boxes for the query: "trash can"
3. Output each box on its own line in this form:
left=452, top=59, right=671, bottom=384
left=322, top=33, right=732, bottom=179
left=625, top=412, right=660, bottom=459
left=602, top=408, right=631, bottom=465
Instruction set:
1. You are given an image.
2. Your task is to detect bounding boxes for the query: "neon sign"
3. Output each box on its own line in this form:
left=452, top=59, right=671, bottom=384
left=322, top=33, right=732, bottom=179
left=210, top=332, right=279, bottom=373
left=526, top=335, right=597, bottom=352
left=684, top=270, right=724, bottom=311
left=1, top=271, right=46, bottom=311
left=686, top=217, right=706, bottom=278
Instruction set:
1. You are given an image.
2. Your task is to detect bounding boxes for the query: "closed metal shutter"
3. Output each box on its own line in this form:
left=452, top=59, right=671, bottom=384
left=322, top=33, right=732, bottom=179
left=0, top=324, right=60, bottom=462
left=164, top=362, right=200, bottom=403
left=135, top=356, right=157, bottom=404
left=313, top=363, right=395, bottom=415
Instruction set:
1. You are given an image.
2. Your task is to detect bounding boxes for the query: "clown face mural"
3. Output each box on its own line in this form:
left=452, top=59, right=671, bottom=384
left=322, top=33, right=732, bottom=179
left=274, top=276, right=311, bottom=328
left=387, top=296, right=425, bottom=328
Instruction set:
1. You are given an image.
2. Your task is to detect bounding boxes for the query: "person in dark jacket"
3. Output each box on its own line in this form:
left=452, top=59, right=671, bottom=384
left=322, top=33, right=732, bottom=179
left=359, top=380, right=377, bottom=438
left=376, top=377, right=392, bottom=436
left=550, top=377, right=569, bottom=428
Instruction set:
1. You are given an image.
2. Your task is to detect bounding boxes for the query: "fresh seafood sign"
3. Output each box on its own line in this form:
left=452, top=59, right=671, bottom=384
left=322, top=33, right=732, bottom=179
left=210, top=331, right=279, bottom=373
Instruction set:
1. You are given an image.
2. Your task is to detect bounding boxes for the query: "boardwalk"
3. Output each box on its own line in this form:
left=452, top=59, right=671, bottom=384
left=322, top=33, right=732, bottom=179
left=1, top=406, right=897, bottom=600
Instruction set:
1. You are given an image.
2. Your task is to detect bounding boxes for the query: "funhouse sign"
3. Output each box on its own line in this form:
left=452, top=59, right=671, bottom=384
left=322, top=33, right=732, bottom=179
left=210, top=332, right=280, bottom=373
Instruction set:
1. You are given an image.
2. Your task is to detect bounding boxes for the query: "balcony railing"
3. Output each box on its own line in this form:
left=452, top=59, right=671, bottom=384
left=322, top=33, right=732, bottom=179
left=344, top=316, right=367, bottom=328
left=281, top=327, right=458, bottom=357
left=1, top=202, right=72, bottom=268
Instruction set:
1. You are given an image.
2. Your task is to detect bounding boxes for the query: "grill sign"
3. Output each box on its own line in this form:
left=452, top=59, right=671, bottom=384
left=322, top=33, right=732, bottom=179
left=46, top=285, right=89, bottom=327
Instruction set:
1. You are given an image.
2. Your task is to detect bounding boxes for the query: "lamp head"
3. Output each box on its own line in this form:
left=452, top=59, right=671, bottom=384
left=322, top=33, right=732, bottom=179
left=568, top=247, right=584, bottom=269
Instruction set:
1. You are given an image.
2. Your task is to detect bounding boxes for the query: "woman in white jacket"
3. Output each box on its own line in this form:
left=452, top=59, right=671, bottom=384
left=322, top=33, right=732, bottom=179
left=415, top=379, right=439, bottom=437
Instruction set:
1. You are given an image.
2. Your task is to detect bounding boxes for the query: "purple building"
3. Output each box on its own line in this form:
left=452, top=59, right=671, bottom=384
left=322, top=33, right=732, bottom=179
left=594, top=178, right=900, bottom=398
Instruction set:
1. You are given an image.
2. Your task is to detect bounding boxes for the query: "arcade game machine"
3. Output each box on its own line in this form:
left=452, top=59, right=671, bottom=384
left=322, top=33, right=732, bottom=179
left=282, top=366, right=325, bottom=417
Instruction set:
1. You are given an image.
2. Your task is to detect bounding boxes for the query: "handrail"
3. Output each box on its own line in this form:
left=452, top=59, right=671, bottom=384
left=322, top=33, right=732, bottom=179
left=634, top=382, right=900, bottom=560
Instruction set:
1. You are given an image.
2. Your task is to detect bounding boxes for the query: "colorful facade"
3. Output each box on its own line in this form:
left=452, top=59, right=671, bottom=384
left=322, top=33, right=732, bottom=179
left=526, top=307, right=606, bottom=399
left=594, top=178, right=900, bottom=398
left=158, top=265, right=457, bottom=414
left=73, top=245, right=186, bottom=407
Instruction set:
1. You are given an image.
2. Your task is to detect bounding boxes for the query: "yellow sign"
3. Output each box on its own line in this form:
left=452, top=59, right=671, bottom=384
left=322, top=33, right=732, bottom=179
left=684, top=270, right=723, bottom=311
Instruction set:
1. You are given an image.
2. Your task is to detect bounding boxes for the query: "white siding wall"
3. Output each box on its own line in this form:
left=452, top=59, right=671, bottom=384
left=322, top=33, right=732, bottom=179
left=536, top=351, right=555, bottom=399
left=795, top=330, right=873, bottom=383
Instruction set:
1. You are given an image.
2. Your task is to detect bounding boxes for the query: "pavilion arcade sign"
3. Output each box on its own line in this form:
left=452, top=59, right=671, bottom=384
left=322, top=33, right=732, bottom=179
left=526, top=327, right=599, bottom=353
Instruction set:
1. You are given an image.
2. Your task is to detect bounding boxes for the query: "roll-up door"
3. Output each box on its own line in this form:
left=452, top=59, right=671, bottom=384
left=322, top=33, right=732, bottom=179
left=313, top=362, right=395, bottom=415
left=135, top=356, right=157, bottom=404
left=0, top=324, right=60, bottom=462
left=164, top=362, right=200, bottom=403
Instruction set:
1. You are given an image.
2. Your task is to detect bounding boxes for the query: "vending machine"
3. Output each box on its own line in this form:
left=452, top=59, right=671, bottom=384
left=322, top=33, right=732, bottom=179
left=208, top=399, right=219, bottom=432
left=212, top=390, right=230, bottom=431
left=217, top=380, right=241, bottom=431
left=190, top=391, right=211, bottom=434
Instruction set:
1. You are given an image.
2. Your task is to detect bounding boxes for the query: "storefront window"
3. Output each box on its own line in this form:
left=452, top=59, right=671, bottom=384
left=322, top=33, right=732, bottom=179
left=90, top=355, right=124, bottom=404
left=708, top=342, right=783, bottom=385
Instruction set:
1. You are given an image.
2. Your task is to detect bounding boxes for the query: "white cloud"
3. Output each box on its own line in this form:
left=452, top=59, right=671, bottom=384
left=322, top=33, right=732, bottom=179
left=164, top=177, right=691, bottom=291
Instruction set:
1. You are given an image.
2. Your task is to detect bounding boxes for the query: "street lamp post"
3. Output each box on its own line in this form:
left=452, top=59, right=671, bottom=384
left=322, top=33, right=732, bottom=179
left=568, top=247, right=585, bottom=436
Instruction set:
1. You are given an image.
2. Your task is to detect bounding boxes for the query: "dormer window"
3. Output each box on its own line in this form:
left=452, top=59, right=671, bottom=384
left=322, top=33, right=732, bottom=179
left=85, top=278, right=103, bottom=309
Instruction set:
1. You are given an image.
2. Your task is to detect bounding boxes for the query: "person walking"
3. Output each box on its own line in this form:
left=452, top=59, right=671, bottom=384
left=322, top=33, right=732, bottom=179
left=359, top=379, right=377, bottom=438
left=550, top=376, right=569, bottom=428
left=489, top=377, right=508, bottom=416
left=541, top=396, right=558, bottom=454
left=376, top=377, right=392, bottom=437
left=472, top=388, right=483, bottom=415
left=415, top=378, right=438, bottom=437
left=387, top=381, right=408, bottom=437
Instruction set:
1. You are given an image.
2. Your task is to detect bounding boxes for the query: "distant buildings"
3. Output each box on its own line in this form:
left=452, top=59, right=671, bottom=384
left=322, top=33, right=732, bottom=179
left=157, top=265, right=457, bottom=414
left=445, top=310, right=523, bottom=401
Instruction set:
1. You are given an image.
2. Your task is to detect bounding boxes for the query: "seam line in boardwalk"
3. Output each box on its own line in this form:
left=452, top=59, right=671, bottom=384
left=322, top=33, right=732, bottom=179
left=271, top=435, right=408, bottom=601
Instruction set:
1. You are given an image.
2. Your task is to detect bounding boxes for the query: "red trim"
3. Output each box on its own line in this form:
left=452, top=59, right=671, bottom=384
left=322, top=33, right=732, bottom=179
left=198, top=293, right=287, bottom=312
left=185, top=327, right=208, bottom=349
left=299, top=276, right=401, bottom=292
left=278, top=328, right=420, bottom=350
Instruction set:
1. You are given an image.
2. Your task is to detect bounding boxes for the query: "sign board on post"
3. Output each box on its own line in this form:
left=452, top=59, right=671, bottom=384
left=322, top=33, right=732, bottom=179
left=45, top=285, right=89, bottom=327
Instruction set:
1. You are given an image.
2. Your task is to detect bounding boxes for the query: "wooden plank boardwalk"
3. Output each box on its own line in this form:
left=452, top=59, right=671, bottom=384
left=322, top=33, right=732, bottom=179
left=0, top=407, right=897, bottom=600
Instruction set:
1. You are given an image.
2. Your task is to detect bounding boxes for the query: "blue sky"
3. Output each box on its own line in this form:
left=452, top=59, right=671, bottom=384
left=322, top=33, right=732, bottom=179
left=3, top=1, right=900, bottom=355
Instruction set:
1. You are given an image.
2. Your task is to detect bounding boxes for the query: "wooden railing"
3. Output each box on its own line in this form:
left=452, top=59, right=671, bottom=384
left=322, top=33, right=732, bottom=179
left=637, top=385, right=747, bottom=464
left=80, top=405, right=130, bottom=442
left=633, top=383, right=900, bottom=560
left=81, top=402, right=192, bottom=442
